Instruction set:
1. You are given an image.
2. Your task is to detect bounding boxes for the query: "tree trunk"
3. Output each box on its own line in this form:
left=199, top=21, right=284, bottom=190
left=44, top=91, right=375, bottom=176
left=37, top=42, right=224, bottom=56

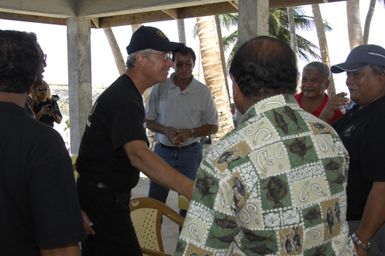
left=311, top=4, right=336, bottom=96
left=363, top=0, right=377, bottom=44
left=196, top=16, right=234, bottom=141
left=215, top=15, right=230, bottom=102
left=287, top=7, right=298, bottom=52
left=103, top=27, right=126, bottom=75
left=347, top=0, right=363, bottom=48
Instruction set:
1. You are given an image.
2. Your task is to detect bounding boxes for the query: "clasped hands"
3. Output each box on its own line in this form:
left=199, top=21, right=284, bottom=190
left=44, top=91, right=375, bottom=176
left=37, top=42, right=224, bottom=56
left=165, top=127, right=192, bottom=145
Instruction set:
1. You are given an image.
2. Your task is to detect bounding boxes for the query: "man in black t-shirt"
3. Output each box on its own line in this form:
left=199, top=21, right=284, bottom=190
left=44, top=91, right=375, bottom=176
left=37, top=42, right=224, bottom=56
left=0, top=30, right=85, bottom=256
left=332, top=44, right=385, bottom=256
left=76, top=26, right=194, bottom=255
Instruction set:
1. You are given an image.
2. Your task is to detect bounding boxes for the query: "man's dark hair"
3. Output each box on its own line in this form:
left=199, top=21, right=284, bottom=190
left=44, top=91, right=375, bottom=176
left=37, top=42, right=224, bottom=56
left=172, top=46, right=196, bottom=64
left=229, top=36, right=298, bottom=100
left=0, top=30, right=41, bottom=93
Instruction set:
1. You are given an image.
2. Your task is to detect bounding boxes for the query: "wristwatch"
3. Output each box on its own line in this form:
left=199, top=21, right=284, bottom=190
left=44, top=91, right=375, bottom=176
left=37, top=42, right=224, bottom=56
left=351, top=232, right=371, bottom=251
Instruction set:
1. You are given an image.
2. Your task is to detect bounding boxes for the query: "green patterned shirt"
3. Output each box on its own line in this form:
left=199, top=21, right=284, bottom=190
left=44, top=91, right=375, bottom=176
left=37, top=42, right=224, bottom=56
left=174, top=94, right=355, bottom=256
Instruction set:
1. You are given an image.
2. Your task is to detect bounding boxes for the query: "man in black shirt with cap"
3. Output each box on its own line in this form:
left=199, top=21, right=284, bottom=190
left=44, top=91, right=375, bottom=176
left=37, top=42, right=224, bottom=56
left=331, top=44, right=385, bottom=256
left=76, top=26, right=194, bottom=256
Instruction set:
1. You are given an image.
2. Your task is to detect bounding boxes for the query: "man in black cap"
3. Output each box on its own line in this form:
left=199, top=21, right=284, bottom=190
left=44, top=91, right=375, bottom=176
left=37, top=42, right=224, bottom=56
left=76, top=26, right=194, bottom=256
left=331, top=44, right=385, bottom=256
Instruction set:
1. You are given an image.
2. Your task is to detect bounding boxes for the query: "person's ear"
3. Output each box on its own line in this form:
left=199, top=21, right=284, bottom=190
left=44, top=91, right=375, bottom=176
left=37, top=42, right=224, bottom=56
left=378, top=71, right=385, bottom=85
left=324, top=79, right=330, bottom=91
left=231, top=76, right=240, bottom=98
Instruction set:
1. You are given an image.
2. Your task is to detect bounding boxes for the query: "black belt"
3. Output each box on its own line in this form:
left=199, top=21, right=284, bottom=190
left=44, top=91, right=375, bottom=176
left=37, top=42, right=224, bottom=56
left=159, top=142, right=198, bottom=150
left=78, top=178, right=132, bottom=198
left=79, top=179, right=113, bottom=190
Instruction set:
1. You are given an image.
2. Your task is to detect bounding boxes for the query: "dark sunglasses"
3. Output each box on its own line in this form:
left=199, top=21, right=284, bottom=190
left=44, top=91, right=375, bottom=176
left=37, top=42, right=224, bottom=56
left=36, top=88, right=48, bottom=92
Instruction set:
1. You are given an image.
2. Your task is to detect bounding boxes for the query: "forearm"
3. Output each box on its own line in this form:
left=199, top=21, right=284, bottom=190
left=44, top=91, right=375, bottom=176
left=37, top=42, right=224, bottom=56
left=319, top=108, right=335, bottom=123
left=124, top=141, right=194, bottom=199
left=146, top=119, right=167, bottom=134
left=355, top=182, right=385, bottom=245
left=191, top=124, right=218, bottom=138
left=40, top=243, right=80, bottom=256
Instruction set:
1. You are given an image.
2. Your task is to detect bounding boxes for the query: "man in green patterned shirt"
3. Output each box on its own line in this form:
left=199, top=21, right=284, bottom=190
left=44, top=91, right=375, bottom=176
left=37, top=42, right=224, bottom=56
left=174, top=36, right=356, bottom=255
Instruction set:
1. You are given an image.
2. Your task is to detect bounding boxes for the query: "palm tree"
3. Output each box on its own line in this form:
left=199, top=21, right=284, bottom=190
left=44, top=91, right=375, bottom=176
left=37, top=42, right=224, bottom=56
left=287, top=7, right=298, bottom=52
left=347, top=0, right=384, bottom=47
left=196, top=16, right=234, bottom=141
left=311, top=4, right=336, bottom=96
left=220, top=8, right=328, bottom=66
left=363, top=0, right=377, bottom=44
left=347, top=0, right=363, bottom=48
left=103, top=27, right=126, bottom=75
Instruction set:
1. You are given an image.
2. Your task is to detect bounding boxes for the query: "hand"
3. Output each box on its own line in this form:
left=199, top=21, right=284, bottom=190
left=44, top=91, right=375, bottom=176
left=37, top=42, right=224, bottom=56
left=165, top=127, right=179, bottom=144
left=320, top=92, right=349, bottom=122
left=330, top=92, right=350, bottom=111
left=81, top=210, right=95, bottom=236
left=36, top=105, right=50, bottom=119
left=173, top=129, right=192, bottom=144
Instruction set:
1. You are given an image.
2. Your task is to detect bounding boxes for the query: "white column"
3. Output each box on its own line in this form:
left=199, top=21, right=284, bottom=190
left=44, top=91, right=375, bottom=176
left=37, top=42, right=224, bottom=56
left=67, top=17, right=92, bottom=155
left=238, top=0, right=269, bottom=45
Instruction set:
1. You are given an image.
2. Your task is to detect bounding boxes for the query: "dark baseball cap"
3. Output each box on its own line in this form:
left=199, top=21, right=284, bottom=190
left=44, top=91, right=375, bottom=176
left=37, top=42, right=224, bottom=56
left=331, top=44, right=385, bottom=73
left=126, top=26, right=184, bottom=54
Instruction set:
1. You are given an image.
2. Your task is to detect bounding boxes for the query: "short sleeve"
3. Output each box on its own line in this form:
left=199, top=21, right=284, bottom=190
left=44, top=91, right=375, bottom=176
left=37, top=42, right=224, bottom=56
left=145, top=85, right=159, bottom=121
left=202, top=90, right=218, bottom=126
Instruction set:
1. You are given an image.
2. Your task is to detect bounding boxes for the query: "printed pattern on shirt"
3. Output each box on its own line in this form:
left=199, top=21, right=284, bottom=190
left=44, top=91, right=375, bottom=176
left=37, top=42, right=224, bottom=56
left=174, top=94, right=355, bottom=256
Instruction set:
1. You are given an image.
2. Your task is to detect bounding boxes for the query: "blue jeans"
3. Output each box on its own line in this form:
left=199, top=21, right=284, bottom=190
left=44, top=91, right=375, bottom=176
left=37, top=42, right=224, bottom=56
left=149, top=142, right=202, bottom=208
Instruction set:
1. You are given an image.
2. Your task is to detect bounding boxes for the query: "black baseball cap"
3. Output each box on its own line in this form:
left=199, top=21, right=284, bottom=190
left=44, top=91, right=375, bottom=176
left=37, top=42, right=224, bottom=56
left=331, top=44, right=385, bottom=73
left=126, top=26, right=184, bottom=54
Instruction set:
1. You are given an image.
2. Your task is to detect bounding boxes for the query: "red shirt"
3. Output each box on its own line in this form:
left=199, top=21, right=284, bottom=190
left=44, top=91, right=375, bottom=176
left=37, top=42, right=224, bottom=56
left=295, top=92, right=343, bottom=123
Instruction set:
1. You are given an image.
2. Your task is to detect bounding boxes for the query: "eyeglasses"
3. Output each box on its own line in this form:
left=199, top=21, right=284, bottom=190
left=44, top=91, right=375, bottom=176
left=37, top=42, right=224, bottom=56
left=37, top=88, right=48, bottom=92
left=143, top=50, right=172, bottom=60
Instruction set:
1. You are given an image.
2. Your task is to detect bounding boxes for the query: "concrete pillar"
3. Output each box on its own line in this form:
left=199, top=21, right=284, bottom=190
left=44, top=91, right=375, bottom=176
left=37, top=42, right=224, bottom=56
left=67, top=17, right=92, bottom=155
left=238, top=0, right=269, bottom=45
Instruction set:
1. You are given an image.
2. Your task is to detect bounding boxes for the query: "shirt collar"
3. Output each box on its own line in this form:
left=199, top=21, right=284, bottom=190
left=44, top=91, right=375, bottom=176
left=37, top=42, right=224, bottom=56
left=239, top=94, right=298, bottom=124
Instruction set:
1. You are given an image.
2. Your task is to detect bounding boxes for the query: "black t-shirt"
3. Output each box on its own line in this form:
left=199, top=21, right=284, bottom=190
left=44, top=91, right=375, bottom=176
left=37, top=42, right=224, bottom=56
left=76, top=75, right=147, bottom=192
left=33, top=99, right=62, bottom=127
left=333, top=96, right=385, bottom=220
left=0, top=102, right=85, bottom=256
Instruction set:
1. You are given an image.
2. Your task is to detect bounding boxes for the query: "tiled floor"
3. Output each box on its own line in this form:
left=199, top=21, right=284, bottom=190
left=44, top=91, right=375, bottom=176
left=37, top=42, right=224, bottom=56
left=131, top=176, right=180, bottom=254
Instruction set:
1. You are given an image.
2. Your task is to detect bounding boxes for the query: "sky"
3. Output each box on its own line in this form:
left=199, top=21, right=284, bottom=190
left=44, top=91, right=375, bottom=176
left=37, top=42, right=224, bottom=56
left=0, top=0, right=384, bottom=94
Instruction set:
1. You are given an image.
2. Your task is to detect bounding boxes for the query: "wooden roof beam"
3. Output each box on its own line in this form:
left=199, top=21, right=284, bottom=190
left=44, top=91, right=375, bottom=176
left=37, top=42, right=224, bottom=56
left=161, top=9, right=179, bottom=19
left=97, top=2, right=238, bottom=28
left=270, top=0, right=343, bottom=8
left=0, top=11, right=66, bottom=25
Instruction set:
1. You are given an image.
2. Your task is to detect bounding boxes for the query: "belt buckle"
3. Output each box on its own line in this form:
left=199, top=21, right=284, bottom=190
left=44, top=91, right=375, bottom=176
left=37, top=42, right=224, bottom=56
left=96, top=182, right=111, bottom=189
